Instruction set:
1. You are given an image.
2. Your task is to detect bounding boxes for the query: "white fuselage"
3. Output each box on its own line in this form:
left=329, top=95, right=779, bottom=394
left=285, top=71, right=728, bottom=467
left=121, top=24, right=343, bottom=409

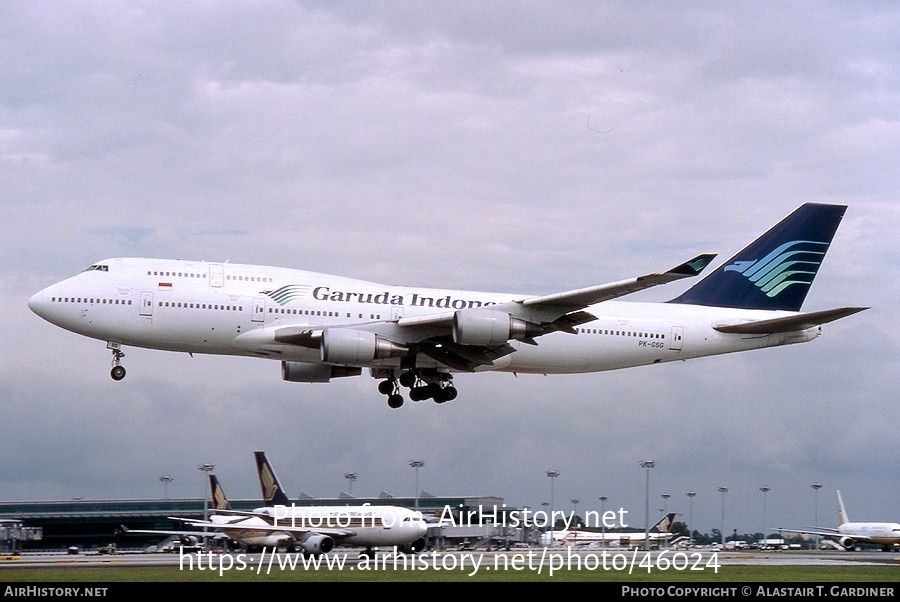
left=837, top=523, right=900, bottom=548
left=210, top=505, right=428, bottom=549
left=542, top=529, right=667, bottom=547
left=28, top=257, right=820, bottom=376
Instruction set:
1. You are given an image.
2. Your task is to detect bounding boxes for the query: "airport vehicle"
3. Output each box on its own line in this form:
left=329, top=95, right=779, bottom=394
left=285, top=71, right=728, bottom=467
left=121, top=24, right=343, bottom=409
left=172, top=453, right=429, bottom=557
left=28, top=203, right=866, bottom=408
left=777, top=490, right=900, bottom=551
left=540, top=512, right=677, bottom=549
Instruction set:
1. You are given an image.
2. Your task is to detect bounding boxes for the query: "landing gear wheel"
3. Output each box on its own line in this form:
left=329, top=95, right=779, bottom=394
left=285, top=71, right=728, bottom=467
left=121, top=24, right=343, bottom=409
left=399, top=371, right=417, bottom=388
left=387, top=394, right=404, bottom=409
left=409, top=386, right=431, bottom=402
left=109, top=346, right=126, bottom=381
left=434, top=385, right=457, bottom=403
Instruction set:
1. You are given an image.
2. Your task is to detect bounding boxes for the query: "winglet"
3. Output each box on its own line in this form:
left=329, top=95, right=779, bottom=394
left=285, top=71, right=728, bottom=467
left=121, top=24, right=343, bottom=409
left=664, top=254, right=717, bottom=277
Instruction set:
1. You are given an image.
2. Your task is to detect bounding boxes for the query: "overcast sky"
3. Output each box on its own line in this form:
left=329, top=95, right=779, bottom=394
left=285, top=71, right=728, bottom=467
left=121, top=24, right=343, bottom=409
left=2, top=1, right=897, bottom=539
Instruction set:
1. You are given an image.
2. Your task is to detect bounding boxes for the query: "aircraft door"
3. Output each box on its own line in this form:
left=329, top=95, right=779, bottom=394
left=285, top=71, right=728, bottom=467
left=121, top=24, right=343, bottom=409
left=669, top=325, right=684, bottom=351
left=209, top=264, right=224, bottom=288
left=252, top=298, right=266, bottom=323
left=140, top=291, right=154, bottom=317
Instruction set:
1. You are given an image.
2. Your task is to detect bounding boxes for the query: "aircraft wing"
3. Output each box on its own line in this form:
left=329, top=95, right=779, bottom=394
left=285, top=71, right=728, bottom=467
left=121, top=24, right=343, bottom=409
left=517, top=254, right=717, bottom=309
left=264, top=254, right=715, bottom=372
left=170, top=516, right=358, bottom=539
left=776, top=527, right=840, bottom=538
left=399, top=254, right=717, bottom=331
left=119, top=525, right=229, bottom=539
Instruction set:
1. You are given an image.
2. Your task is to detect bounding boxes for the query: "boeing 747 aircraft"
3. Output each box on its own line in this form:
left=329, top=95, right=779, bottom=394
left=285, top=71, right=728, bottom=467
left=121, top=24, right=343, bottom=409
left=28, top=203, right=866, bottom=408
left=778, top=490, right=900, bottom=551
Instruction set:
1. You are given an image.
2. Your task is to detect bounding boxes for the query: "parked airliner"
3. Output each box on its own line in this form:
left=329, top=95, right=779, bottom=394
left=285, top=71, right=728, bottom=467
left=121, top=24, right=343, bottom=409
left=28, top=203, right=866, bottom=408
left=173, top=459, right=428, bottom=557
left=778, top=490, right=900, bottom=551
left=540, top=512, right=677, bottom=549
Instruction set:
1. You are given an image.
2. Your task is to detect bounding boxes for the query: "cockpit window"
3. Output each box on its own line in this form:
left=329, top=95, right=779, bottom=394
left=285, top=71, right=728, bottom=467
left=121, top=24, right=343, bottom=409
left=84, top=264, right=109, bottom=272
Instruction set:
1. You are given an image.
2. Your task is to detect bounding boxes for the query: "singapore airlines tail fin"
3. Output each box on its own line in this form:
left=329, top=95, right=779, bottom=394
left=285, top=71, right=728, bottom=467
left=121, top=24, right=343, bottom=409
left=651, top=512, right=677, bottom=534
left=669, top=203, right=847, bottom=311
left=209, top=474, right=232, bottom=512
left=254, top=450, right=292, bottom=507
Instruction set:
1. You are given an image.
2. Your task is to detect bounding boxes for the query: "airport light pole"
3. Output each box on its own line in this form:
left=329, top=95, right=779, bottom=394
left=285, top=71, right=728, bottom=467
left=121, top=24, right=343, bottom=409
left=640, top=460, right=655, bottom=551
left=546, top=470, right=560, bottom=545
left=159, top=475, right=173, bottom=500
left=409, top=460, right=425, bottom=510
left=811, top=482, right=822, bottom=550
left=571, top=499, right=580, bottom=526
left=344, top=472, right=357, bottom=495
left=759, top=486, right=771, bottom=546
left=598, top=496, right=607, bottom=549
left=198, top=463, right=215, bottom=540
left=661, top=493, right=671, bottom=548
left=686, top=492, right=696, bottom=548
left=718, top=487, right=729, bottom=546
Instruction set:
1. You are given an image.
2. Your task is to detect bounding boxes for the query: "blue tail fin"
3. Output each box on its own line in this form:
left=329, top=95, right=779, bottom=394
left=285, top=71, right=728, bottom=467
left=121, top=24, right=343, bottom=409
left=254, top=450, right=292, bottom=507
left=669, top=203, right=847, bottom=311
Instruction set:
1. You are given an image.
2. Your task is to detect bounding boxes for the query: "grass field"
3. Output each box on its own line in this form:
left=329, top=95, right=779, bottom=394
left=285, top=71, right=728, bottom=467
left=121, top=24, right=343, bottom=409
left=1, top=565, right=897, bottom=582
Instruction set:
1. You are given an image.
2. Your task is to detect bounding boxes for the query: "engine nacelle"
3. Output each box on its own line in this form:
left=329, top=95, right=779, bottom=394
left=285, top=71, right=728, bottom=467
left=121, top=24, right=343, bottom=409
left=398, top=537, right=427, bottom=554
left=281, top=361, right=362, bottom=382
left=452, top=308, right=541, bottom=346
left=299, top=533, right=335, bottom=556
left=837, top=536, right=855, bottom=551
left=320, top=329, right=408, bottom=364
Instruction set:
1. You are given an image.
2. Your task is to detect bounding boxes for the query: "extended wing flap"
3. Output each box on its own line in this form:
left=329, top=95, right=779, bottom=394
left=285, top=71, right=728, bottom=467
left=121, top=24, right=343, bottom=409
left=416, top=339, right=516, bottom=372
left=713, top=307, right=868, bottom=335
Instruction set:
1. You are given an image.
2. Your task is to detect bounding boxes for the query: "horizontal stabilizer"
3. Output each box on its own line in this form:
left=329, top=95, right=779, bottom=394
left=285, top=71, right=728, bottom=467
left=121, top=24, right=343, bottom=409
left=713, top=307, right=868, bottom=334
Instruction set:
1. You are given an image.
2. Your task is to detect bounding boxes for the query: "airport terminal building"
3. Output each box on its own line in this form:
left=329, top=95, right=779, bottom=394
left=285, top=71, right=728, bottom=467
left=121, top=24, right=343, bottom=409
left=0, top=493, right=531, bottom=553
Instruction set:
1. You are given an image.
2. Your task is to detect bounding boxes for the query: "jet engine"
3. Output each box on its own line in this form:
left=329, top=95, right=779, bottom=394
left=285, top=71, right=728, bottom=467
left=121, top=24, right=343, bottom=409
left=299, top=533, right=335, bottom=556
left=398, top=537, right=427, bottom=554
left=452, top=308, right=541, bottom=346
left=320, top=329, right=408, bottom=364
left=836, top=536, right=855, bottom=551
left=281, top=361, right=362, bottom=382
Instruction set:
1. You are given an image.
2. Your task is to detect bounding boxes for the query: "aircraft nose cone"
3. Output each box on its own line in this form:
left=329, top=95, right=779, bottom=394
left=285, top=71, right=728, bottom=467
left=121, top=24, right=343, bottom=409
left=28, top=290, right=44, bottom=317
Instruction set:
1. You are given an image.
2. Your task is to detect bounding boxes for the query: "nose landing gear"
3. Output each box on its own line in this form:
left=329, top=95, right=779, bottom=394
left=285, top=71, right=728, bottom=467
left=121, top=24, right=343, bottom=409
left=108, top=343, right=126, bottom=381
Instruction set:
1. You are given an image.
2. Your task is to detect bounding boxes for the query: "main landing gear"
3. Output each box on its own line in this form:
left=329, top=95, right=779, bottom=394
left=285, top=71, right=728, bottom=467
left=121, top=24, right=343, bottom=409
left=378, top=370, right=458, bottom=409
left=108, top=343, right=126, bottom=381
